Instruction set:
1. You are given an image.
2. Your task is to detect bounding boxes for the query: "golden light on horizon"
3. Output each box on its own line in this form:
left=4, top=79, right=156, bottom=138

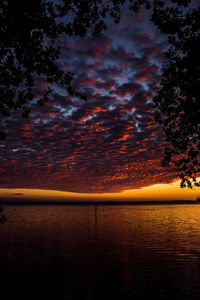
left=0, top=179, right=199, bottom=202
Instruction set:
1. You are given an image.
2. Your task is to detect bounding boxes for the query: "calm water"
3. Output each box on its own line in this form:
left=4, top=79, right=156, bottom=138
left=1, top=204, right=200, bottom=299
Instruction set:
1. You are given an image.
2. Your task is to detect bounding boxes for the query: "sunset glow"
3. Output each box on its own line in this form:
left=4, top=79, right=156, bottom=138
left=0, top=179, right=199, bottom=202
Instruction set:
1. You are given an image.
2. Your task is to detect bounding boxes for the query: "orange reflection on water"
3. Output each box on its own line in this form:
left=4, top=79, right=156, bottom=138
left=1, top=204, right=200, bottom=298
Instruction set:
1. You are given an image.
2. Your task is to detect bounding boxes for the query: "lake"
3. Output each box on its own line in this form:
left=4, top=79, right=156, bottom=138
left=0, top=204, right=200, bottom=299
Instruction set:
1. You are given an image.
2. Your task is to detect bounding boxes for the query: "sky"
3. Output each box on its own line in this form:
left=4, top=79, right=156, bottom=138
left=0, top=179, right=200, bottom=202
left=0, top=2, right=199, bottom=201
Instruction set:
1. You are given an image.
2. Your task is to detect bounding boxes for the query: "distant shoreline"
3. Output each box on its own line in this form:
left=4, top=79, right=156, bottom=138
left=0, top=200, right=198, bottom=205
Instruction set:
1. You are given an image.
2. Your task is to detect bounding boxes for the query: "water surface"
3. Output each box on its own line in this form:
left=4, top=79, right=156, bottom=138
left=0, top=204, right=200, bottom=299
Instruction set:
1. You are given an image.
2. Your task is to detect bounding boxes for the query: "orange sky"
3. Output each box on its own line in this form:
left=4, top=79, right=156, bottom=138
left=0, top=179, right=199, bottom=202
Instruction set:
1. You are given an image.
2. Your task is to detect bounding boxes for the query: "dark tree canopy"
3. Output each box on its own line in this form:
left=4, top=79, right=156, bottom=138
left=1, top=0, right=200, bottom=189
left=153, top=3, right=200, bottom=189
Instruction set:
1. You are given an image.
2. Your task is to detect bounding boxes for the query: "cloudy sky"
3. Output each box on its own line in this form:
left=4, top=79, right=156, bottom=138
left=0, top=3, right=198, bottom=199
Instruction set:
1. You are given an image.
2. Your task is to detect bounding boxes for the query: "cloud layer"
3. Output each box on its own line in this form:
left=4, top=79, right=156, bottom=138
left=0, top=8, right=177, bottom=193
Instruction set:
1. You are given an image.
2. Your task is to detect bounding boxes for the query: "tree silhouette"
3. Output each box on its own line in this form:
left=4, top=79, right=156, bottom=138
left=153, top=3, right=200, bottom=189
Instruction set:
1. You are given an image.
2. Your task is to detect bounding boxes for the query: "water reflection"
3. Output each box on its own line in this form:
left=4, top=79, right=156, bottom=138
left=0, top=206, right=7, bottom=223
left=0, top=204, right=200, bottom=299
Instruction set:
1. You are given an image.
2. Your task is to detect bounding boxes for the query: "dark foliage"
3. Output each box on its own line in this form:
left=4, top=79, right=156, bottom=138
left=153, top=2, right=200, bottom=188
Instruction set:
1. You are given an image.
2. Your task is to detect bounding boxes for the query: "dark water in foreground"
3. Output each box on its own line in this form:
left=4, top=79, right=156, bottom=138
left=1, top=204, right=200, bottom=299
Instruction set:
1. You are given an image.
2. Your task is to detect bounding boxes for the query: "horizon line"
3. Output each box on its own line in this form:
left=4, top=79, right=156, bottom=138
left=0, top=199, right=198, bottom=205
